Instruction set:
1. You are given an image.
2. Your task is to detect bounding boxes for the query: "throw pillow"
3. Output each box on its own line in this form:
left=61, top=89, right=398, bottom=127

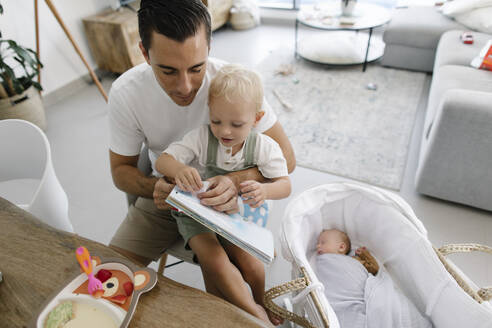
left=300, top=33, right=364, bottom=64
left=440, top=0, right=492, bottom=16
left=454, top=7, right=492, bottom=33
left=471, top=40, right=492, bottom=70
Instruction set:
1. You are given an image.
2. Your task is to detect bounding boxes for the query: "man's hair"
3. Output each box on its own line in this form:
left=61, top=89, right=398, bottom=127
left=209, top=64, right=264, bottom=113
left=138, top=0, right=211, bottom=52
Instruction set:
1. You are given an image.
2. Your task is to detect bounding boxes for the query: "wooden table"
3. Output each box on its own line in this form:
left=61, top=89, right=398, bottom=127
left=0, top=197, right=266, bottom=328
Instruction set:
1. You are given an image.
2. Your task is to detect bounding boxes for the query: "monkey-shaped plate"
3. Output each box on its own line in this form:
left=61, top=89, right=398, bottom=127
left=30, top=256, right=157, bottom=328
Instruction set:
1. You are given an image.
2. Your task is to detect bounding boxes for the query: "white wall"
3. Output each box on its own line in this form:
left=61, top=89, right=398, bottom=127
left=1, top=0, right=116, bottom=95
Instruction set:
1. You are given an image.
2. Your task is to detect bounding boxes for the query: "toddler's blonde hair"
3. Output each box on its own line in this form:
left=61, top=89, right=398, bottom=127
left=209, top=64, right=264, bottom=113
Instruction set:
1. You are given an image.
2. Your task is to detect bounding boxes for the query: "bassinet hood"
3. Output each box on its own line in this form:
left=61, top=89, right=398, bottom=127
left=281, top=182, right=427, bottom=267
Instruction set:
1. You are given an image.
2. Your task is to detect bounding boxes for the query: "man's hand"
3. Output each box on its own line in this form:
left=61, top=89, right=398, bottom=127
left=197, top=175, right=239, bottom=214
left=239, top=180, right=266, bottom=208
left=153, top=177, right=175, bottom=210
left=175, top=166, right=203, bottom=192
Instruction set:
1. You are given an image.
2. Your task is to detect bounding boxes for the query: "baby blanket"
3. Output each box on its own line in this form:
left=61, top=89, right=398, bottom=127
left=316, top=254, right=433, bottom=328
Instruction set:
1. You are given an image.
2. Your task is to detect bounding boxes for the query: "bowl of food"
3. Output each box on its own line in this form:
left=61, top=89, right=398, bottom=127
left=31, top=254, right=157, bottom=328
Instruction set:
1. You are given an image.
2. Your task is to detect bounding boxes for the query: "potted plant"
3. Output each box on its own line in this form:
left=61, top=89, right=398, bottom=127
left=0, top=3, right=46, bottom=130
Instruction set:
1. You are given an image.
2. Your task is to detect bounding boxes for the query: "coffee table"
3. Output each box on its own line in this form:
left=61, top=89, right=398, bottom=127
left=295, top=2, right=392, bottom=71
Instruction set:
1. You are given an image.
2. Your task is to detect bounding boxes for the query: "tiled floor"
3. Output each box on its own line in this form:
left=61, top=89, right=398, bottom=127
left=13, top=21, right=492, bottom=325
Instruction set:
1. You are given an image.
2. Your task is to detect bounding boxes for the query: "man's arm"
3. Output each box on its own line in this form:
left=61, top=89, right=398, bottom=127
left=110, top=150, right=175, bottom=209
left=263, top=121, right=296, bottom=174
left=109, top=150, right=158, bottom=198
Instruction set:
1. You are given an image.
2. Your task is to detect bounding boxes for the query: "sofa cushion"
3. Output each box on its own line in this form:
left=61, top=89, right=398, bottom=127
left=383, top=7, right=464, bottom=50
left=424, top=65, right=492, bottom=142
left=434, top=30, right=492, bottom=69
left=453, top=7, right=492, bottom=33
left=416, top=89, right=492, bottom=212
left=440, top=0, right=492, bottom=17
left=382, top=44, right=436, bottom=72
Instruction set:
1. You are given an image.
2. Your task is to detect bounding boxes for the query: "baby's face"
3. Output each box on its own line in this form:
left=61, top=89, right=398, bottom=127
left=317, top=230, right=346, bottom=255
left=209, top=95, right=259, bottom=152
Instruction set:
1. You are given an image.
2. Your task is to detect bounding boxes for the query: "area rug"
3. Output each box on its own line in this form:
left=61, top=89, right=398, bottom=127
left=257, top=49, right=427, bottom=190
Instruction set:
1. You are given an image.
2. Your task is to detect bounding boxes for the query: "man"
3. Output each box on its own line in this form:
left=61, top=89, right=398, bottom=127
left=108, top=0, right=295, bottom=324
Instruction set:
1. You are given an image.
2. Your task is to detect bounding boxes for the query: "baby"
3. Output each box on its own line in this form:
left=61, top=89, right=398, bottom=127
left=316, top=229, right=379, bottom=275
left=316, top=229, right=433, bottom=328
left=156, top=64, right=290, bottom=325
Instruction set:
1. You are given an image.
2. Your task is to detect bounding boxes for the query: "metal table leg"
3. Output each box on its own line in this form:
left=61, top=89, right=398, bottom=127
left=295, top=19, right=299, bottom=59
left=362, top=27, right=373, bottom=72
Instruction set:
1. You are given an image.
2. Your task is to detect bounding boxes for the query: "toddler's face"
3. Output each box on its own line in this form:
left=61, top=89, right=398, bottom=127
left=209, top=95, right=260, bottom=152
left=317, top=230, right=346, bottom=255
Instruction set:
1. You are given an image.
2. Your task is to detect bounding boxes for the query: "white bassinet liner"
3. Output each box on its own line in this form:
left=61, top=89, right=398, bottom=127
left=280, top=182, right=492, bottom=328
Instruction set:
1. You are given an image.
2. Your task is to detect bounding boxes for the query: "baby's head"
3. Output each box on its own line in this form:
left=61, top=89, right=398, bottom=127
left=317, top=229, right=351, bottom=255
left=208, top=64, right=264, bottom=149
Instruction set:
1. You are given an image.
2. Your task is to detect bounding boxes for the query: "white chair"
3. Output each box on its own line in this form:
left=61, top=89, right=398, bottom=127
left=0, top=119, right=73, bottom=232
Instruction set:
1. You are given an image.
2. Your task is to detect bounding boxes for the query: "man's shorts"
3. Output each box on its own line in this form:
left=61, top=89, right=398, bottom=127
left=109, top=197, right=211, bottom=261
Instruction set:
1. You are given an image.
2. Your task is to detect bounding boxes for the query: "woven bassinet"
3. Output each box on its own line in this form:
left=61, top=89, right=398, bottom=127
left=265, top=182, right=492, bottom=328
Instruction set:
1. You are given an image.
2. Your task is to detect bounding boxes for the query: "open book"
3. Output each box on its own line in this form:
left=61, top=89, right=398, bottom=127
left=166, top=183, right=274, bottom=264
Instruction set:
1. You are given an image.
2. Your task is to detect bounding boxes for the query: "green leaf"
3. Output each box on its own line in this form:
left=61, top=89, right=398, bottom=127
left=2, top=64, right=24, bottom=94
left=13, top=56, right=26, bottom=68
left=0, top=32, right=44, bottom=94
left=26, top=48, right=43, bottom=68
left=5, top=39, right=17, bottom=48
left=0, top=4, right=3, bottom=15
left=31, top=80, right=43, bottom=91
left=8, top=41, right=37, bottom=68
left=13, top=56, right=30, bottom=80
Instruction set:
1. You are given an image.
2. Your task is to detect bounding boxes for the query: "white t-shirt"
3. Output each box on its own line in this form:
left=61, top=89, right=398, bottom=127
left=164, top=125, right=288, bottom=179
left=108, top=57, right=277, bottom=176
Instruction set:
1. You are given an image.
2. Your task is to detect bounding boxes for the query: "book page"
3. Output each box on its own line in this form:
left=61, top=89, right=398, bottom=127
left=166, top=184, right=274, bottom=263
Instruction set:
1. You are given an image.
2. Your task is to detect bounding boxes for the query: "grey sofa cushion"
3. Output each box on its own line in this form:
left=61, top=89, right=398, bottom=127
left=434, top=30, right=492, bottom=69
left=416, top=90, right=492, bottom=211
left=383, top=6, right=464, bottom=50
left=382, top=43, right=437, bottom=72
left=422, top=65, right=492, bottom=158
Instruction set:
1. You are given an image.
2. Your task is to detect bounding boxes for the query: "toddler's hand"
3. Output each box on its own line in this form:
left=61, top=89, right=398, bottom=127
left=240, top=180, right=266, bottom=208
left=175, top=166, right=203, bottom=192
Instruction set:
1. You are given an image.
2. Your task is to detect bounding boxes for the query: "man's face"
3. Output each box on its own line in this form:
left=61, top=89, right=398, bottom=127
left=140, top=27, right=209, bottom=106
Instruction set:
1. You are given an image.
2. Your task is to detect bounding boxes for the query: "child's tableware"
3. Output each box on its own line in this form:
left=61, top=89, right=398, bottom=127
left=75, top=246, right=103, bottom=297
left=30, top=254, right=157, bottom=328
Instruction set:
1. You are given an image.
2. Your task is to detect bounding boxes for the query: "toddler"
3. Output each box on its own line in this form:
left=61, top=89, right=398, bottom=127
left=156, top=64, right=290, bottom=325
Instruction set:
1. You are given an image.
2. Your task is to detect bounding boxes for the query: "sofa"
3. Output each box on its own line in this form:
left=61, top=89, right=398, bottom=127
left=382, top=6, right=492, bottom=211
left=382, top=6, right=464, bottom=72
